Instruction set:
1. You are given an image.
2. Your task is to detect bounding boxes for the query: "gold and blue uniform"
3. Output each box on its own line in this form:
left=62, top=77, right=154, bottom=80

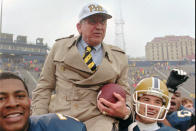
left=28, top=113, right=87, bottom=131
left=167, top=106, right=194, bottom=131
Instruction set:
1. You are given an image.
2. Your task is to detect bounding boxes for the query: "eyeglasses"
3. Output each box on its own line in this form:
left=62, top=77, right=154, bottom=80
left=84, top=16, right=107, bottom=25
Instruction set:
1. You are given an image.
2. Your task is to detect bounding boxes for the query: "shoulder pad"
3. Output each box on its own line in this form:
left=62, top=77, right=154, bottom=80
left=55, top=34, right=74, bottom=41
left=109, top=45, right=125, bottom=54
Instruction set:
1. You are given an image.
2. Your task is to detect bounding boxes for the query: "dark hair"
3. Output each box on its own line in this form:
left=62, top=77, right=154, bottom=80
left=0, top=71, right=29, bottom=95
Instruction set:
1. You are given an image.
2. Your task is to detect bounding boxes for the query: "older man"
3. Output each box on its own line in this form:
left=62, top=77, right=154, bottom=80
left=32, top=2, right=131, bottom=131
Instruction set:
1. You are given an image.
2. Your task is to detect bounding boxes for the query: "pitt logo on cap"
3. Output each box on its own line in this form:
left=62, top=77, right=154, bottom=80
left=88, top=4, right=103, bottom=12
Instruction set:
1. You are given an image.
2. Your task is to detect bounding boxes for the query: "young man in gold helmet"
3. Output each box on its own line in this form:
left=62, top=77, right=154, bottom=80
left=119, top=77, right=178, bottom=131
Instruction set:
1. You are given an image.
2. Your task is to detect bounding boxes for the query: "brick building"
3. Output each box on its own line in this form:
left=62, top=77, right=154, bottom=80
left=145, top=35, right=195, bottom=61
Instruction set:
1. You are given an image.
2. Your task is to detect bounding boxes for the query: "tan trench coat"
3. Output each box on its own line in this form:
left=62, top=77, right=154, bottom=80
left=32, top=35, right=131, bottom=131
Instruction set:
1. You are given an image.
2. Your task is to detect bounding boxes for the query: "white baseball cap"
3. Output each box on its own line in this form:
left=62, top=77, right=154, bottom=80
left=78, top=2, right=112, bottom=22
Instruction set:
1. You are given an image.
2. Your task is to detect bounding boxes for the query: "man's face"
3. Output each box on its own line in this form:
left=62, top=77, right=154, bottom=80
left=0, top=79, right=30, bottom=131
left=169, top=91, right=181, bottom=112
left=136, top=94, right=163, bottom=124
left=77, top=14, right=107, bottom=46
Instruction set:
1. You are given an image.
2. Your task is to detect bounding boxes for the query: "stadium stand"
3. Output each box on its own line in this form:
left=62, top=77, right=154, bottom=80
left=0, top=33, right=47, bottom=98
left=0, top=53, right=195, bottom=100
left=128, top=61, right=195, bottom=100
left=0, top=33, right=194, bottom=100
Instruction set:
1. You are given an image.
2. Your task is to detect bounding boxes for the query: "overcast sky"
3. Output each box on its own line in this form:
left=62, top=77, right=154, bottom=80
left=1, top=0, right=195, bottom=57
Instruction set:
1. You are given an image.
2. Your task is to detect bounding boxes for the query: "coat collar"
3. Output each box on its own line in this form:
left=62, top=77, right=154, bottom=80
left=67, top=35, right=114, bottom=63
left=67, top=35, right=80, bottom=48
left=62, top=35, right=117, bottom=85
left=102, top=42, right=114, bottom=63
left=63, top=35, right=91, bottom=73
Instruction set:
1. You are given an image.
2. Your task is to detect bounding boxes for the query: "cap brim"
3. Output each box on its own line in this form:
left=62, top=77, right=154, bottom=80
left=80, top=13, right=112, bottom=21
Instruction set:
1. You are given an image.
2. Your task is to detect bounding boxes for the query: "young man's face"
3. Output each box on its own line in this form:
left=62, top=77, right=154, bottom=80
left=77, top=14, right=107, bottom=46
left=169, top=91, right=181, bottom=112
left=136, top=94, right=163, bottom=124
left=0, top=79, right=30, bottom=131
left=184, top=102, right=194, bottom=110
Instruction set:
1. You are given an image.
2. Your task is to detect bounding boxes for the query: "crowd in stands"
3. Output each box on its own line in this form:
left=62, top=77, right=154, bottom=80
left=1, top=55, right=195, bottom=100
left=0, top=56, right=42, bottom=80
left=128, top=60, right=195, bottom=100
left=0, top=56, right=195, bottom=131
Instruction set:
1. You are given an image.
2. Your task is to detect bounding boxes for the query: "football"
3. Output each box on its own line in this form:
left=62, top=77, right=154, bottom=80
left=97, top=83, right=126, bottom=103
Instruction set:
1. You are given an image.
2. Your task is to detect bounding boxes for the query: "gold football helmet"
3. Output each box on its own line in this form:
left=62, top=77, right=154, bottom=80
left=133, top=77, right=171, bottom=120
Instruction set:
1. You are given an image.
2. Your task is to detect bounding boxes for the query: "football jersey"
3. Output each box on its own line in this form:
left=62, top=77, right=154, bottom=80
left=119, top=115, right=178, bottom=131
left=167, top=106, right=193, bottom=131
left=28, top=113, right=87, bottom=131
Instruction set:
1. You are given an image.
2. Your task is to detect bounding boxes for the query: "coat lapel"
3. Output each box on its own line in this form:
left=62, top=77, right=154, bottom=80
left=63, top=38, right=118, bottom=86
left=74, top=43, right=117, bottom=86
left=74, top=57, right=117, bottom=85
left=63, top=36, right=92, bottom=73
